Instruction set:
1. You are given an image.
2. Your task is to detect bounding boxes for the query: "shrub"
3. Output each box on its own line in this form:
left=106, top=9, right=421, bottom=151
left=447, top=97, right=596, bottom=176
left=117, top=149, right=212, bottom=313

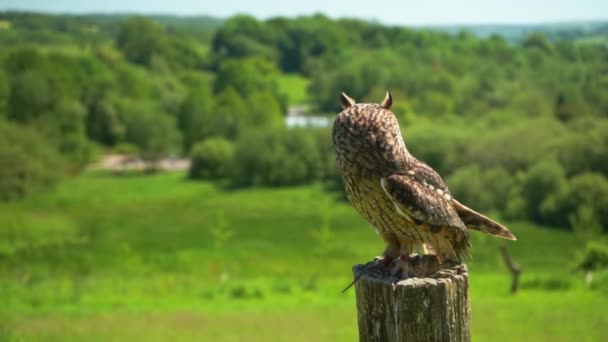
left=519, top=159, right=567, bottom=223
left=573, top=242, right=608, bottom=272
left=446, top=166, right=514, bottom=212
left=542, top=172, right=608, bottom=229
left=230, top=128, right=322, bottom=187
left=0, top=121, right=65, bottom=201
left=189, top=138, right=235, bottom=180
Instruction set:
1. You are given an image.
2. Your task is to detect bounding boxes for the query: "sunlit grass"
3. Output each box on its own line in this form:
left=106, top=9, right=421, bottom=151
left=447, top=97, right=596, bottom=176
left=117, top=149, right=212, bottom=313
left=0, top=171, right=606, bottom=341
left=275, top=73, right=310, bottom=106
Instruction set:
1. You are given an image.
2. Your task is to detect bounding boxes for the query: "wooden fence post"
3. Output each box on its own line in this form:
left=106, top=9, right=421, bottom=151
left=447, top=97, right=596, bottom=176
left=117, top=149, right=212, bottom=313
left=353, top=255, right=471, bottom=342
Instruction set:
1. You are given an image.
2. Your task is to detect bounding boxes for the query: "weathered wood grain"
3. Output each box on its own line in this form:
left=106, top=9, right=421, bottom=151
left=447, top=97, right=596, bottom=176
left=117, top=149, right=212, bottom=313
left=353, top=255, right=471, bottom=342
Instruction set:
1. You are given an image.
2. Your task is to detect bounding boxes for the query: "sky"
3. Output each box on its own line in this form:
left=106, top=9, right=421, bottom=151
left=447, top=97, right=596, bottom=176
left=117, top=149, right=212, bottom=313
left=1, top=0, right=607, bottom=25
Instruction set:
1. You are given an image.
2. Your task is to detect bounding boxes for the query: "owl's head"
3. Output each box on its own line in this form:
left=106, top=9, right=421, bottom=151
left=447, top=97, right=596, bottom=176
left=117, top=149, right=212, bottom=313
left=340, top=91, right=392, bottom=110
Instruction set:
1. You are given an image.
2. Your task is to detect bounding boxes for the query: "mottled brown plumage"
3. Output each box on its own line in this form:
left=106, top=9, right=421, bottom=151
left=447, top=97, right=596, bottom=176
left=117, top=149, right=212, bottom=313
left=333, top=92, right=515, bottom=270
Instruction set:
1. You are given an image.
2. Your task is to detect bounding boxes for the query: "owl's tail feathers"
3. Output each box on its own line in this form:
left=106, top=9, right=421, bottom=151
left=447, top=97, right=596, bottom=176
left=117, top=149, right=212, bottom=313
left=453, top=200, right=516, bottom=241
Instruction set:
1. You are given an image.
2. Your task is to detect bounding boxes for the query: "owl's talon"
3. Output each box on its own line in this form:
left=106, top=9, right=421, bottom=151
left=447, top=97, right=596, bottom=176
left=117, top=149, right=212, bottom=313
left=375, top=254, right=396, bottom=268
left=391, top=257, right=412, bottom=279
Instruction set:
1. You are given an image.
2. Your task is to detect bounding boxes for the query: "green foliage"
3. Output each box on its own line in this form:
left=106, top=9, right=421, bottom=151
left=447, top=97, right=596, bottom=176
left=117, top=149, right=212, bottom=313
left=542, top=172, right=608, bottom=229
left=0, top=68, right=8, bottom=117
left=211, top=87, right=249, bottom=140
left=519, top=159, right=567, bottom=223
left=189, top=138, right=235, bottom=180
left=230, top=128, right=322, bottom=187
left=569, top=206, right=603, bottom=240
left=574, top=242, right=608, bottom=272
left=37, top=100, right=97, bottom=168
left=212, top=15, right=279, bottom=62
left=0, top=121, right=64, bottom=201
left=523, top=32, right=553, bottom=52
left=555, top=118, right=608, bottom=176
left=0, top=11, right=607, bottom=228
left=85, top=97, right=125, bottom=146
left=208, top=210, right=233, bottom=250
left=465, top=119, right=566, bottom=172
left=214, top=57, right=286, bottom=110
left=177, top=82, right=215, bottom=151
left=120, top=101, right=181, bottom=162
left=3, top=49, right=99, bottom=168
left=7, top=66, right=55, bottom=122
left=116, top=16, right=168, bottom=66
left=447, top=166, right=514, bottom=213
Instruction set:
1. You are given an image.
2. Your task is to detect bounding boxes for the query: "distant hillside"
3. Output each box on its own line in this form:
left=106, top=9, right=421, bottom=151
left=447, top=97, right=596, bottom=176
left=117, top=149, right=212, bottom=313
left=0, top=12, right=223, bottom=42
left=425, top=21, right=608, bottom=43
left=1, top=11, right=606, bottom=45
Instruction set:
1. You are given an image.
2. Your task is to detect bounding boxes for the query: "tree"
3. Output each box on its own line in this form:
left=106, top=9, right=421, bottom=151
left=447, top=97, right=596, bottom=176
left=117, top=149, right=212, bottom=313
left=211, top=87, right=249, bottom=140
left=214, top=57, right=283, bottom=104
left=40, top=100, right=96, bottom=168
left=542, top=173, right=608, bottom=229
left=7, top=69, right=55, bottom=122
left=0, top=121, right=65, bottom=201
left=0, top=69, right=8, bottom=117
left=522, top=32, right=553, bottom=53
left=178, top=83, right=215, bottom=152
left=86, top=98, right=125, bottom=146
left=520, top=159, right=567, bottom=223
left=116, top=16, right=168, bottom=66
left=211, top=15, right=278, bottom=62
left=246, top=90, right=284, bottom=129
left=446, top=166, right=514, bottom=213
left=120, top=101, right=181, bottom=163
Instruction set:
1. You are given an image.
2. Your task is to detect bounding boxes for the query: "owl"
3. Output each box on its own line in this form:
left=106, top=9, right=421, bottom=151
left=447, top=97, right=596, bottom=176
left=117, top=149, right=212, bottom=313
left=332, top=92, right=515, bottom=277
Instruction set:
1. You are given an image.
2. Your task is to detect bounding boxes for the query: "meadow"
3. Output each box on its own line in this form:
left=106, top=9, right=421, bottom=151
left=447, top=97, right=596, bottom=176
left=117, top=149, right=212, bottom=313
left=1, top=171, right=607, bottom=341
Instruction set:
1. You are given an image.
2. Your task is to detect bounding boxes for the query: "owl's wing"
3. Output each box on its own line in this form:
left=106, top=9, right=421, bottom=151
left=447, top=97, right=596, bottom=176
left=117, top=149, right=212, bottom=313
left=380, top=171, right=466, bottom=232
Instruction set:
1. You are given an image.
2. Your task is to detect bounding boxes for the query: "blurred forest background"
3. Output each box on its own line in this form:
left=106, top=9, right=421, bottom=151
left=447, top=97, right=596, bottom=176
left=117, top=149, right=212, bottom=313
left=1, top=10, right=608, bottom=341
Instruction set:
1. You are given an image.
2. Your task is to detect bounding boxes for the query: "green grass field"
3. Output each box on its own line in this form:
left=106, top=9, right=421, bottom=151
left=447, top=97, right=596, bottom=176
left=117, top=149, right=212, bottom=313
left=1, top=171, right=607, bottom=341
left=276, top=73, right=310, bottom=106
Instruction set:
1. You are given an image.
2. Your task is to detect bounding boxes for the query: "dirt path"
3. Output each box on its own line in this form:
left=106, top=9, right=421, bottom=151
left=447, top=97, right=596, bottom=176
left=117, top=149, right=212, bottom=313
left=90, top=154, right=190, bottom=172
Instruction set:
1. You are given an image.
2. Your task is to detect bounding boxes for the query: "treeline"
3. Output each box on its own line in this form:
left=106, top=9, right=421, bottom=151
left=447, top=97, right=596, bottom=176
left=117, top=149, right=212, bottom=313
left=0, top=13, right=607, bottom=233
left=207, top=15, right=608, bottom=233
left=0, top=15, right=289, bottom=199
left=212, top=15, right=607, bottom=115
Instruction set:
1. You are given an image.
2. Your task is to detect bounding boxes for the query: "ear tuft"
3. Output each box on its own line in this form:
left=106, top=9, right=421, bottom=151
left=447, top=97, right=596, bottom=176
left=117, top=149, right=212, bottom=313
left=340, top=92, right=355, bottom=109
left=380, top=91, right=392, bottom=110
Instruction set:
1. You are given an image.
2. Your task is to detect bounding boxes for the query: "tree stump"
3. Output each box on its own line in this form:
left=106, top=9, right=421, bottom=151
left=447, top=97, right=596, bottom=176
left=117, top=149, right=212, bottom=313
left=353, top=255, right=471, bottom=342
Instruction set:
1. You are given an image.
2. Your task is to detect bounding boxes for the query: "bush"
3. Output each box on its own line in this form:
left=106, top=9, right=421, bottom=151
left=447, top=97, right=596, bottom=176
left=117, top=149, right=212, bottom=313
left=542, top=172, right=608, bottom=229
left=573, top=242, right=608, bottom=272
left=230, top=128, right=322, bottom=187
left=189, top=138, right=235, bottom=180
left=446, top=166, right=515, bottom=213
left=0, top=121, right=65, bottom=201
